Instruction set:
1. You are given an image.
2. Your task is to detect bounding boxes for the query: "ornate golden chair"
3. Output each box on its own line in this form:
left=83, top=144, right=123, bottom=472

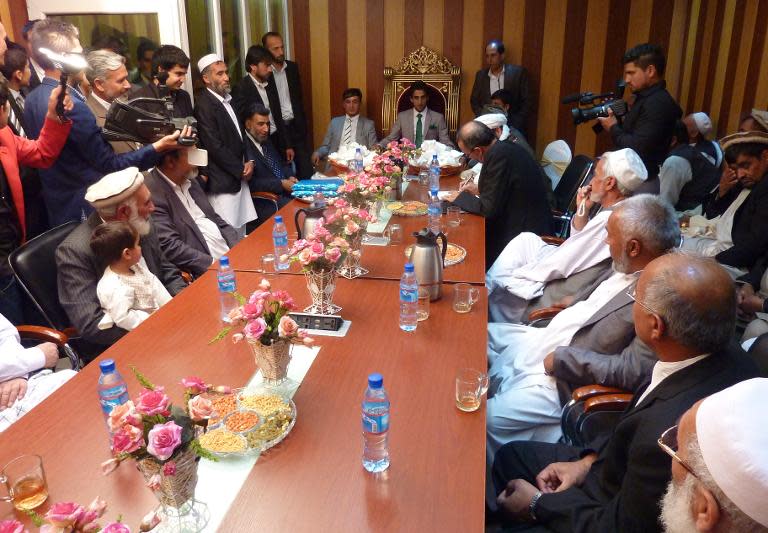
left=382, top=46, right=462, bottom=139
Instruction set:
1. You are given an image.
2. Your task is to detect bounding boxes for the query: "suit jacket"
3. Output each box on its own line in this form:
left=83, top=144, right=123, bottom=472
left=129, top=83, right=194, bottom=119
left=551, top=282, right=656, bottom=404
left=0, top=118, right=71, bottom=242
left=272, top=61, right=308, bottom=138
left=378, top=108, right=453, bottom=148
left=536, top=345, right=759, bottom=533
left=85, top=94, right=139, bottom=154
left=452, top=141, right=553, bottom=267
left=712, top=173, right=768, bottom=269
left=55, top=213, right=186, bottom=350
left=470, top=63, right=531, bottom=132
left=230, top=75, right=291, bottom=153
left=143, top=168, right=239, bottom=277
left=243, top=134, right=292, bottom=193
left=194, top=88, right=248, bottom=195
left=316, top=115, right=378, bottom=158
left=23, top=78, right=159, bottom=226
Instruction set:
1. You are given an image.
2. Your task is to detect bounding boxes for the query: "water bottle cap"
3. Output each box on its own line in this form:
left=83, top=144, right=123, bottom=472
left=432, top=154, right=438, bottom=160
left=368, top=373, right=383, bottom=388
left=274, top=215, right=283, bottom=223
left=356, top=147, right=362, bottom=153
left=404, top=262, right=414, bottom=272
left=99, top=359, right=116, bottom=373
left=219, top=256, right=230, bottom=266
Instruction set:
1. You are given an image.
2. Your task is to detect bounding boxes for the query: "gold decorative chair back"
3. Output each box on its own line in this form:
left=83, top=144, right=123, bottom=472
left=382, top=46, right=461, bottom=139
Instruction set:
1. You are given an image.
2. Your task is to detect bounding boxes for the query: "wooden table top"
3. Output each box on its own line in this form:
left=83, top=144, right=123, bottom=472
left=1, top=272, right=488, bottom=532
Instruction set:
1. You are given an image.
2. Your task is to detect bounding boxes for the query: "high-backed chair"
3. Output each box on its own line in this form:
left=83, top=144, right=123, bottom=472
left=382, top=46, right=461, bottom=139
left=551, top=155, right=595, bottom=238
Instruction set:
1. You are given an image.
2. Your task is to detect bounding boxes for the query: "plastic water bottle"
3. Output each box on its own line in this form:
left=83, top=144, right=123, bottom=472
left=362, top=373, right=390, bottom=473
left=399, top=263, right=418, bottom=332
left=98, top=359, right=129, bottom=418
left=429, top=154, right=440, bottom=194
left=218, top=255, right=237, bottom=322
left=428, top=191, right=442, bottom=234
left=273, top=215, right=290, bottom=271
left=353, top=147, right=364, bottom=172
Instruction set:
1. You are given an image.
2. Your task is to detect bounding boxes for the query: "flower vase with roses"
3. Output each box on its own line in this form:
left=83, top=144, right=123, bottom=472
left=336, top=170, right=392, bottom=209
left=323, top=199, right=376, bottom=279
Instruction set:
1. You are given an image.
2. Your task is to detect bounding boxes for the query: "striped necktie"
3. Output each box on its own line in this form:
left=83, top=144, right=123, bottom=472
left=342, top=117, right=352, bottom=146
left=415, top=113, right=423, bottom=148
left=10, top=96, right=25, bottom=137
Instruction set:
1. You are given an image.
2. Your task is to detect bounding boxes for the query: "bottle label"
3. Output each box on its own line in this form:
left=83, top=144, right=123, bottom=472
left=274, top=235, right=288, bottom=247
left=100, top=385, right=129, bottom=415
left=363, top=412, right=389, bottom=433
left=400, top=288, right=418, bottom=303
left=219, top=279, right=236, bottom=292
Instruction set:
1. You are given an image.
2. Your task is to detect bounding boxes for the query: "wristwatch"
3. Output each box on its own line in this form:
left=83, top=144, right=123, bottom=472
left=529, top=490, right=543, bottom=521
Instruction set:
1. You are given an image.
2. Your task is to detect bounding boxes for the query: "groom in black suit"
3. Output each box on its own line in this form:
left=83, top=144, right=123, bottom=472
left=490, top=253, right=759, bottom=533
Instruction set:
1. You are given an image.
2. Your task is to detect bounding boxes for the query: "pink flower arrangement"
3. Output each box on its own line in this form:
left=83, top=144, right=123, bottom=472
left=101, top=523, right=130, bottom=533
left=134, top=388, right=171, bottom=417
left=324, top=198, right=376, bottom=242
left=285, top=220, right=350, bottom=272
left=225, top=278, right=312, bottom=347
left=0, top=520, right=26, bottom=533
left=40, top=497, right=107, bottom=533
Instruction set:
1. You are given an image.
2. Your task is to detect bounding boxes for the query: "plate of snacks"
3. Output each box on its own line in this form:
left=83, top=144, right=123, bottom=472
left=387, top=201, right=428, bottom=216
left=404, top=242, right=467, bottom=266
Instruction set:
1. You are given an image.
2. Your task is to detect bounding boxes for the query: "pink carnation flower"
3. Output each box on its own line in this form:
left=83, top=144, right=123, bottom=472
left=163, top=461, right=177, bottom=476
left=146, top=421, right=183, bottom=461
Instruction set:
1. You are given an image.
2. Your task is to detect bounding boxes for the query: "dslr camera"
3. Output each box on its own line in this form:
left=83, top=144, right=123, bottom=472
left=563, top=80, right=628, bottom=126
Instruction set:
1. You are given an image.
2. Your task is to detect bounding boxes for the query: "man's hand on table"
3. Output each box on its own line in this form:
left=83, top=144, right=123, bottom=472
left=0, top=378, right=28, bottom=410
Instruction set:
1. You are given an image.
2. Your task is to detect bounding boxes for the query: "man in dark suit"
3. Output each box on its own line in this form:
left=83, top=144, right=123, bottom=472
left=312, top=88, right=378, bottom=169
left=446, top=121, right=552, bottom=267
left=262, top=32, right=312, bottom=180
left=242, top=103, right=296, bottom=226
left=194, top=54, right=256, bottom=237
left=129, top=45, right=193, bottom=119
left=23, top=19, right=183, bottom=226
left=56, top=168, right=186, bottom=362
left=379, top=81, right=453, bottom=148
left=470, top=40, right=530, bottom=134
left=231, top=45, right=292, bottom=168
left=144, top=147, right=238, bottom=278
left=490, top=253, right=759, bottom=533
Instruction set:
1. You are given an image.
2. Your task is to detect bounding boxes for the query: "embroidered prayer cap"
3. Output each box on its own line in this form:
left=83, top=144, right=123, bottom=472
left=601, top=148, right=647, bottom=192
left=750, top=109, right=768, bottom=132
left=692, top=112, right=713, bottom=137
left=696, top=378, right=768, bottom=527
left=720, top=130, right=768, bottom=150
left=85, top=167, right=144, bottom=210
left=197, top=53, right=223, bottom=74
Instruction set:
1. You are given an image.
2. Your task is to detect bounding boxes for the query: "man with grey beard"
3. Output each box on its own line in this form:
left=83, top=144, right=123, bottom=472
left=56, top=167, right=186, bottom=362
left=490, top=253, right=758, bottom=533
left=658, top=379, right=768, bottom=533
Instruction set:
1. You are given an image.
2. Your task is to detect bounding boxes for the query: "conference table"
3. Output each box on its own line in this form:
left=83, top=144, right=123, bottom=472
left=0, top=182, right=489, bottom=532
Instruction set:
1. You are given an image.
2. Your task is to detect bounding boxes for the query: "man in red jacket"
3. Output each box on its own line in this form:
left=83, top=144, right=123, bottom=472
left=0, top=80, right=73, bottom=324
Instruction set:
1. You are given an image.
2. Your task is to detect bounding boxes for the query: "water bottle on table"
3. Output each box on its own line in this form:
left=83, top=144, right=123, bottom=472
left=218, top=256, right=237, bottom=322
left=353, top=147, right=364, bottom=172
left=362, top=373, right=390, bottom=473
left=273, top=215, right=290, bottom=271
left=429, top=154, right=440, bottom=193
left=98, top=359, right=128, bottom=418
left=428, top=191, right=442, bottom=234
left=399, top=262, right=419, bottom=332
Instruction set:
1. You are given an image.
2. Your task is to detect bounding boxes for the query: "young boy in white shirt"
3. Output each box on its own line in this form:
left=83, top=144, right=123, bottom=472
left=90, top=221, right=172, bottom=331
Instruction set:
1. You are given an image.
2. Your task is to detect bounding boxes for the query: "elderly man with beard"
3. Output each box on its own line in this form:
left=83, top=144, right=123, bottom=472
left=489, top=253, right=759, bottom=533
left=658, top=378, right=768, bottom=533
left=144, top=147, right=238, bottom=278
left=56, top=168, right=186, bottom=362
left=486, top=195, right=679, bottom=457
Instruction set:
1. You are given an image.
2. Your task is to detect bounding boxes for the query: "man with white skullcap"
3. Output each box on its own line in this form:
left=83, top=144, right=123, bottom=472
left=682, top=112, right=723, bottom=167
left=659, top=378, right=768, bottom=532
left=487, top=148, right=647, bottom=325
left=194, top=53, right=256, bottom=238
left=491, top=253, right=759, bottom=533
left=485, top=195, right=680, bottom=468
left=55, top=167, right=186, bottom=362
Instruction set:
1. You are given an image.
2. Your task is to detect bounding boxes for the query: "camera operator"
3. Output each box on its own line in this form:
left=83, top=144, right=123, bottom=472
left=597, top=43, right=681, bottom=193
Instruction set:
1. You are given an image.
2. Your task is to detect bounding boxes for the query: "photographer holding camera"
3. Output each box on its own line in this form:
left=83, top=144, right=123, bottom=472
left=597, top=43, right=681, bottom=193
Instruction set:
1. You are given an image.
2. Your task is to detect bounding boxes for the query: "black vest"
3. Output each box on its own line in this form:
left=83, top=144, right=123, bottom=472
left=669, top=144, right=720, bottom=211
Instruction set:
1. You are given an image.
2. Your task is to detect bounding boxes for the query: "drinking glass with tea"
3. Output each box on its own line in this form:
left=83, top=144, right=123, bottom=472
left=0, top=454, right=49, bottom=511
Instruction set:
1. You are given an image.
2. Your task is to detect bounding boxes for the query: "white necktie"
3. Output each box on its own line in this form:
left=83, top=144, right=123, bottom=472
left=342, top=117, right=352, bottom=146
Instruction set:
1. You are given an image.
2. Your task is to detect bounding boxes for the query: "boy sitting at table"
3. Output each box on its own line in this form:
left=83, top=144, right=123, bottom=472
left=90, top=221, right=172, bottom=332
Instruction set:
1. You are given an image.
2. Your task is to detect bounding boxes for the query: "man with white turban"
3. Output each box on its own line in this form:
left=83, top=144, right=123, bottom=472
left=659, top=378, right=768, bottom=533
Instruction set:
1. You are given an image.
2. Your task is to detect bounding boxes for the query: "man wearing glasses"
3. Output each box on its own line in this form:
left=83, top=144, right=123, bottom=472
left=658, top=379, right=768, bottom=532
left=490, top=253, right=758, bottom=532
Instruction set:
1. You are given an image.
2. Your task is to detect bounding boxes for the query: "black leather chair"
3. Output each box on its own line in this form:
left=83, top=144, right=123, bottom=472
left=9, top=221, right=82, bottom=369
left=551, top=155, right=595, bottom=237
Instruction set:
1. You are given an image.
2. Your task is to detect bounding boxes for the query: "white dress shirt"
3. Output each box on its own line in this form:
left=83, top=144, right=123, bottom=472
left=270, top=63, right=295, bottom=121
left=635, top=353, right=711, bottom=405
left=91, top=92, right=112, bottom=111
left=489, top=67, right=504, bottom=95
left=249, top=74, right=277, bottom=134
left=412, top=108, right=429, bottom=138
left=206, top=88, right=242, bottom=139
left=30, top=58, right=46, bottom=85
left=157, top=170, right=230, bottom=261
left=96, top=258, right=172, bottom=331
left=0, top=314, right=45, bottom=382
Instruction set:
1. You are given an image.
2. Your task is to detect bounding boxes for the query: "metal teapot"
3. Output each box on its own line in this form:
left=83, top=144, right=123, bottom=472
left=408, top=228, right=447, bottom=301
left=295, top=192, right=327, bottom=239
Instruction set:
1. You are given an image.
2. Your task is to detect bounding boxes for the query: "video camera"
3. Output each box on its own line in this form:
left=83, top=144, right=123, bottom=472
left=563, top=80, right=628, bottom=126
left=102, top=72, right=198, bottom=146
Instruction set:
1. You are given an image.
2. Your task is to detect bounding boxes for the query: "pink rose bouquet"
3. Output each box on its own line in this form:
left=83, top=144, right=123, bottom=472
left=323, top=198, right=376, bottom=242
left=337, top=170, right=392, bottom=207
left=41, top=497, right=106, bottom=533
left=285, top=220, right=350, bottom=272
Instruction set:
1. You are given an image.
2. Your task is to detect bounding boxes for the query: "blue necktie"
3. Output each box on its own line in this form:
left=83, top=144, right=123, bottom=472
left=263, top=143, right=285, bottom=179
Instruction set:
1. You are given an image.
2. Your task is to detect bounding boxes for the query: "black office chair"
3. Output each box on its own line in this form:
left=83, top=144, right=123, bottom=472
left=560, top=385, right=633, bottom=447
left=9, top=221, right=82, bottom=369
left=551, top=155, right=595, bottom=238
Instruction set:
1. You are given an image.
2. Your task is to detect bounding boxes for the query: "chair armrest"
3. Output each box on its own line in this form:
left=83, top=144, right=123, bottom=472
left=180, top=271, right=194, bottom=284
left=251, top=191, right=280, bottom=202
left=17, top=325, right=69, bottom=346
left=541, top=236, right=565, bottom=246
left=527, top=307, right=563, bottom=323
left=583, top=393, right=634, bottom=413
left=571, top=385, right=630, bottom=403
